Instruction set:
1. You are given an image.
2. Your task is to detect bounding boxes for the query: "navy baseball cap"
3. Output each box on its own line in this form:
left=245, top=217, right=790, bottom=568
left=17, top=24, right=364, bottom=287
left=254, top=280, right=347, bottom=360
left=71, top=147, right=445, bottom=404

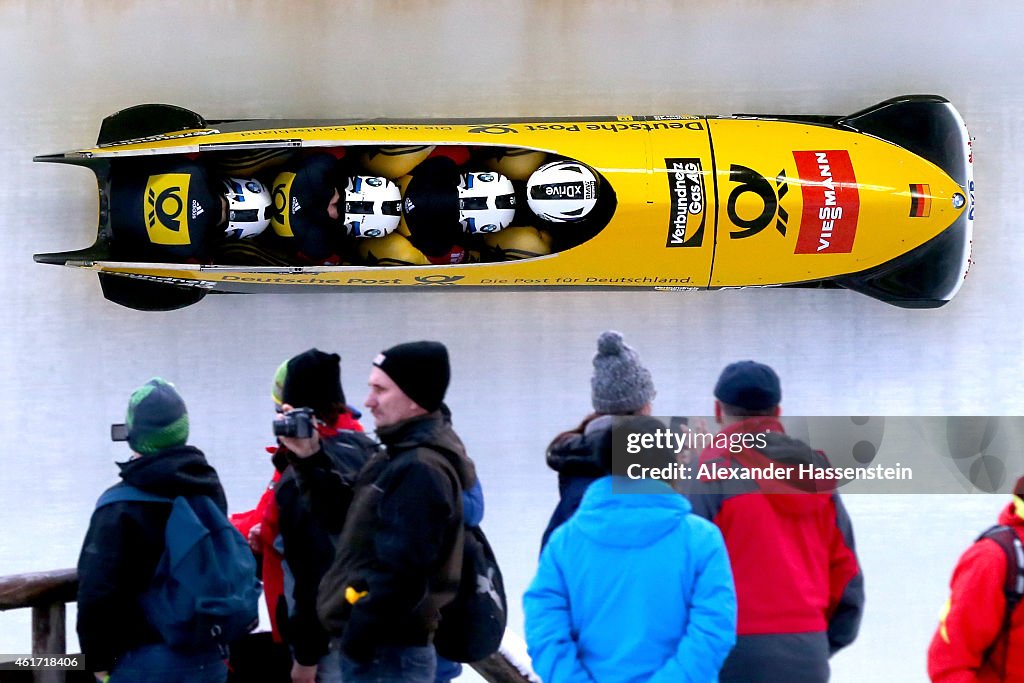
left=714, top=361, right=781, bottom=410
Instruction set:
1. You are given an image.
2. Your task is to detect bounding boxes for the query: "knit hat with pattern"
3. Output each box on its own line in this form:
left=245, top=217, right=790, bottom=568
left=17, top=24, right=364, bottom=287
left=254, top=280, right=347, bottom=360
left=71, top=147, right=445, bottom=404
left=126, top=378, right=189, bottom=455
left=590, top=331, right=655, bottom=415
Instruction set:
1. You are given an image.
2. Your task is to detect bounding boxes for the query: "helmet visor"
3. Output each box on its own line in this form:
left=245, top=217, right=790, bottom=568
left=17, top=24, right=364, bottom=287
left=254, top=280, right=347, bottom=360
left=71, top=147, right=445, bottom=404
left=347, top=200, right=402, bottom=216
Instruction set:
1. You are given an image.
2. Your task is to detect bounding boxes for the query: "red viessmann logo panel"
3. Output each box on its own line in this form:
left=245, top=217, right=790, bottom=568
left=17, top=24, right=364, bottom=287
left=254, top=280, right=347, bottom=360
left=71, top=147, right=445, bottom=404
left=793, top=150, right=860, bottom=254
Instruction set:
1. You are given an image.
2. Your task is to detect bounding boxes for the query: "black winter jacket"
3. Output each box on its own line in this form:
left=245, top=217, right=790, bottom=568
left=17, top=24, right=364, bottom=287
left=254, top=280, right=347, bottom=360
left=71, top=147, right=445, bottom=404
left=317, top=411, right=476, bottom=660
left=276, top=430, right=378, bottom=666
left=76, top=446, right=227, bottom=672
left=540, top=414, right=615, bottom=550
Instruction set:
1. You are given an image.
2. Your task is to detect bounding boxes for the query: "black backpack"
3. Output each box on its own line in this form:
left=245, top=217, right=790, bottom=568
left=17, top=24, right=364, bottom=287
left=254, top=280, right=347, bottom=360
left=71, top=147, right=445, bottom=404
left=434, top=523, right=508, bottom=662
left=419, top=447, right=508, bottom=663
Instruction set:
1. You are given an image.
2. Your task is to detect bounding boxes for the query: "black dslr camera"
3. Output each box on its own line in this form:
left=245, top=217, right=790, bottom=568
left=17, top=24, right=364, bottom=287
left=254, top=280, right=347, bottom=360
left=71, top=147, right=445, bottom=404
left=273, top=407, right=315, bottom=438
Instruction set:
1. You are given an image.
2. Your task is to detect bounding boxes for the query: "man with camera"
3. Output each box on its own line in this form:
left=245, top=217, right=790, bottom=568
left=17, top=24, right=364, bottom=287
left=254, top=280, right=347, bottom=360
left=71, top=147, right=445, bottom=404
left=272, top=349, right=377, bottom=683
left=315, top=340, right=478, bottom=683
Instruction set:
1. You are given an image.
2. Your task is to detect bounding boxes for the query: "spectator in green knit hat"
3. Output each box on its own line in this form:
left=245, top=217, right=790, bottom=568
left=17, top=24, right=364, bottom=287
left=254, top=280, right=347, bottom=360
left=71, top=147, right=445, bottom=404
left=125, top=377, right=190, bottom=455
left=78, top=377, right=231, bottom=681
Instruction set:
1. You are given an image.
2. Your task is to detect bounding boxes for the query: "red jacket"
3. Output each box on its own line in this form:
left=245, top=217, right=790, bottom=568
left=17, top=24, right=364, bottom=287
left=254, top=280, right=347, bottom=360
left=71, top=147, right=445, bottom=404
left=686, top=417, right=863, bottom=680
left=231, top=461, right=286, bottom=642
left=928, top=501, right=1024, bottom=682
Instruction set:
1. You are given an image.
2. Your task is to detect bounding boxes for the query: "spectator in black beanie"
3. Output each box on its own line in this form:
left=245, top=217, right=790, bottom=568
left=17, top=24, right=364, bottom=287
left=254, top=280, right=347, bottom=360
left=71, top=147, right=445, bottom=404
left=368, top=340, right=451, bottom=422
left=281, top=348, right=347, bottom=425
left=317, top=340, right=479, bottom=683
left=271, top=348, right=376, bottom=683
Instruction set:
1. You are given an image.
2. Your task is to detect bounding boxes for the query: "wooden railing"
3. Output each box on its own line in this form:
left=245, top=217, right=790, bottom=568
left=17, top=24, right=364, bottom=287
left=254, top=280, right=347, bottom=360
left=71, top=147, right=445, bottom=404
left=0, top=569, right=534, bottom=683
left=0, top=569, right=78, bottom=683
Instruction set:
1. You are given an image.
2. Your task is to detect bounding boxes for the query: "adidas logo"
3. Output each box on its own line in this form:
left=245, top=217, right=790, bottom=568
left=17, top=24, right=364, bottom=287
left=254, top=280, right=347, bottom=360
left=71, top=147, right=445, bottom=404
left=404, top=197, right=415, bottom=212
left=191, top=200, right=204, bottom=220
left=292, top=197, right=301, bottom=214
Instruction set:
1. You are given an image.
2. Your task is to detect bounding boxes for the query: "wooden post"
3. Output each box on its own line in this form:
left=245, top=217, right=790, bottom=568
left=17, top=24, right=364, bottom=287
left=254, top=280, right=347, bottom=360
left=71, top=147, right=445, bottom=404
left=31, top=602, right=66, bottom=683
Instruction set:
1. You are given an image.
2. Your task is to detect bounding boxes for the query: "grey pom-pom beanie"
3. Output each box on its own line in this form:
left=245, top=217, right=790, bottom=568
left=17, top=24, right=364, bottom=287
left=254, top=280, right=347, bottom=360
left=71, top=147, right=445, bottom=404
left=590, top=330, right=655, bottom=414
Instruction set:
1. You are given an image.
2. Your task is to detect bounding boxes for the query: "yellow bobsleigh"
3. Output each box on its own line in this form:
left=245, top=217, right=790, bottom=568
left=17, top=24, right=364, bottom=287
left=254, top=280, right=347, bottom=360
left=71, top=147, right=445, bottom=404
left=34, top=96, right=973, bottom=311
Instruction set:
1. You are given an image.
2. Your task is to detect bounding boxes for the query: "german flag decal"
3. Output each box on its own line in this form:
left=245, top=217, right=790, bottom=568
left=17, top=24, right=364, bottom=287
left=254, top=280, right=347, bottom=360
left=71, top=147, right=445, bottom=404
left=909, top=184, right=931, bottom=218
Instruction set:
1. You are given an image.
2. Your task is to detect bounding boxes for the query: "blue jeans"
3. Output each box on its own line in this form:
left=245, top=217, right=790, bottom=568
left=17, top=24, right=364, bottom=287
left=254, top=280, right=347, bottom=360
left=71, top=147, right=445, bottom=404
left=108, top=643, right=226, bottom=683
left=340, top=644, right=436, bottom=683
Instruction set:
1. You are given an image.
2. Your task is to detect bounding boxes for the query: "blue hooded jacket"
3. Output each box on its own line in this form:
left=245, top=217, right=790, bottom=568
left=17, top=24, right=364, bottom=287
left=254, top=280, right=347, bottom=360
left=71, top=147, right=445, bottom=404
left=524, top=476, right=737, bottom=683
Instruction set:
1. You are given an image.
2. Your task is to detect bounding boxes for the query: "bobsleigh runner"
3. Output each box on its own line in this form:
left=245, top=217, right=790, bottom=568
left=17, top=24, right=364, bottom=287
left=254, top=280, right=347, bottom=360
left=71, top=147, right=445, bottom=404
left=34, top=95, right=974, bottom=311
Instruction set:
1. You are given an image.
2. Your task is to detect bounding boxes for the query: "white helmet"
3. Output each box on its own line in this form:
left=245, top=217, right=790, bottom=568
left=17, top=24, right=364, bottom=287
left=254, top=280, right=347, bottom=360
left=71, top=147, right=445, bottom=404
left=526, top=160, right=599, bottom=222
left=343, top=175, right=402, bottom=238
left=222, top=177, right=272, bottom=239
left=457, top=171, right=516, bottom=234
